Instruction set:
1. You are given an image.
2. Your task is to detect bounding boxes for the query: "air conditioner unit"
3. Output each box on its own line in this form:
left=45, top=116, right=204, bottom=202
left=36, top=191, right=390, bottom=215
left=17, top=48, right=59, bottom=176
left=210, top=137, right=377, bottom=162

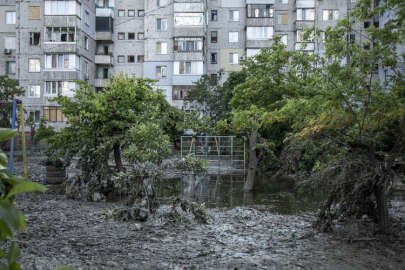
left=4, top=49, right=12, bottom=55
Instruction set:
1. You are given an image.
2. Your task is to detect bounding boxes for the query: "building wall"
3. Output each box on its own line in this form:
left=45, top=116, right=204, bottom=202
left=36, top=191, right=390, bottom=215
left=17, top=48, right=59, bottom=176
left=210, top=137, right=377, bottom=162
left=0, top=0, right=395, bottom=124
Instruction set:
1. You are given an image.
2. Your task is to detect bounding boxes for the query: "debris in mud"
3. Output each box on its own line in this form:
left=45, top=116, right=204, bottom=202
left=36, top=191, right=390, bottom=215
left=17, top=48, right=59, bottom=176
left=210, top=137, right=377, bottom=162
left=105, top=206, right=149, bottom=222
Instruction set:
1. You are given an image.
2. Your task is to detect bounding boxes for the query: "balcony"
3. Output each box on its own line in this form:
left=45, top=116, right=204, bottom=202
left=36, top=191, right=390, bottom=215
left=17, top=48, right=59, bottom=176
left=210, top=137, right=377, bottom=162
left=296, top=0, right=315, bottom=8
left=95, top=54, right=113, bottom=65
left=174, top=3, right=204, bottom=12
left=96, top=8, right=114, bottom=18
left=246, top=0, right=275, bottom=3
left=94, top=78, right=110, bottom=88
left=43, top=43, right=78, bottom=53
left=96, top=32, right=113, bottom=40
left=295, top=42, right=314, bottom=51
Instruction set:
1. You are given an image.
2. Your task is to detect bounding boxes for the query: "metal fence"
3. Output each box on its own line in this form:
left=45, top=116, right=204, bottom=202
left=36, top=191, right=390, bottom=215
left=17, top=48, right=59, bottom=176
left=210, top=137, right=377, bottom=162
left=180, top=136, right=246, bottom=171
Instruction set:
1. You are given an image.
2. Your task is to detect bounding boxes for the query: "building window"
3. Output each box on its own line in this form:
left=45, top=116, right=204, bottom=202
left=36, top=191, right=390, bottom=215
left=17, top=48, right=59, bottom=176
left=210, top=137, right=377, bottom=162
left=29, top=59, right=41, bottom=72
left=6, top=62, right=16, bottom=74
left=29, top=32, right=41, bottom=46
left=174, top=37, right=203, bottom=52
left=83, top=61, right=88, bottom=78
left=28, top=85, right=41, bottom=97
left=4, top=37, right=16, bottom=50
left=45, top=81, right=64, bottom=96
left=157, top=0, right=168, bottom=7
left=247, top=27, right=273, bottom=40
left=174, top=61, right=203, bottom=75
left=157, top=18, right=168, bottom=31
left=280, top=0, right=288, bottom=3
left=247, top=5, right=273, bottom=18
left=117, top=55, right=125, bottom=63
left=247, top=49, right=261, bottom=58
left=281, top=34, right=288, bottom=45
left=156, top=66, right=167, bottom=78
left=210, top=53, right=217, bottom=64
left=45, top=54, right=78, bottom=70
left=349, top=33, right=355, bottom=43
left=118, top=32, right=125, bottom=40
left=84, top=10, right=90, bottom=25
left=137, top=32, right=144, bottom=40
left=156, top=42, right=168, bottom=54
left=211, top=31, right=218, bottom=43
left=46, top=27, right=76, bottom=42
left=128, top=32, right=135, bottom=40
left=229, top=10, right=240, bottom=21
left=118, top=9, right=125, bottom=16
left=84, top=36, right=89, bottom=50
left=364, top=21, right=371, bottom=28
left=45, top=82, right=56, bottom=95
left=211, top=10, right=218, bottom=21
left=296, top=30, right=314, bottom=42
left=297, top=9, right=315, bottom=21
left=277, top=14, right=288, bottom=25
left=6, top=11, right=16, bottom=24
left=29, top=6, right=41, bottom=20
left=43, top=106, right=66, bottom=122
left=128, top=55, right=135, bottom=63
left=137, top=55, right=144, bottom=63
left=323, top=10, right=339, bottom=21
left=44, top=0, right=80, bottom=16
left=229, top=32, right=239, bottom=43
left=172, top=86, right=191, bottom=100
left=174, top=13, right=204, bottom=26
left=229, top=53, right=239, bottom=65
left=29, top=111, right=41, bottom=123
left=138, top=10, right=145, bottom=16
left=128, top=9, right=135, bottom=17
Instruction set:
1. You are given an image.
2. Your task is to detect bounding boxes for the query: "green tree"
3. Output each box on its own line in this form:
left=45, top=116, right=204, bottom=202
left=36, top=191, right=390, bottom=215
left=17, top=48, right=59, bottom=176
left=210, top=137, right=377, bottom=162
left=25, top=115, right=36, bottom=146
left=50, top=75, right=171, bottom=173
left=0, top=76, right=24, bottom=128
left=272, top=0, right=405, bottom=233
left=185, top=71, right=247, bottom=122
left=34, top=118, right=55, bottom=144
left=230, top=39, right=315, bottom=190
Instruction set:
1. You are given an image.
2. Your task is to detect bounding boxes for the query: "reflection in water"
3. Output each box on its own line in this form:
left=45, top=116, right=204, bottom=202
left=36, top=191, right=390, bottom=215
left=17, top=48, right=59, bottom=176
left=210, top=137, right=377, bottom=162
left=156, top=174, right=322, bottom=215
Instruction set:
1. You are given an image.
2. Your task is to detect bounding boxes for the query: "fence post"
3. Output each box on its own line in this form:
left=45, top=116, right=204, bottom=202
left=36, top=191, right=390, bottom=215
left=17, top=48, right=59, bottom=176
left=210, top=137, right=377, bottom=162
left=8, top=99, right=17, bottom=174
left=243, top=137, right=246, bottom=173
left=19, top=103, right=28, bottom=179
left=231, top=136, right=234, bottom=166
left=180, top=136, right=183, bottom=159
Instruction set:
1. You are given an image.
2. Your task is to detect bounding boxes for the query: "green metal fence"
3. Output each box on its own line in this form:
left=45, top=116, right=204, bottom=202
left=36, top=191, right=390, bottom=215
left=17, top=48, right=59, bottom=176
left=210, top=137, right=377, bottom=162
left=180, top=136, right=246, bottom=171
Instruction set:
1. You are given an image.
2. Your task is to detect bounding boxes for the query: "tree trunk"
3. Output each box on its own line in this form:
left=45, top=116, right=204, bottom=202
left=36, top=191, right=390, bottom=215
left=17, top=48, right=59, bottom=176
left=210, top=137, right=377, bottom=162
left=113, top=143, right=123, bottom=171
left=374, top=184, right=389, bottom=234
left=244, top=128, right=258, bottom=191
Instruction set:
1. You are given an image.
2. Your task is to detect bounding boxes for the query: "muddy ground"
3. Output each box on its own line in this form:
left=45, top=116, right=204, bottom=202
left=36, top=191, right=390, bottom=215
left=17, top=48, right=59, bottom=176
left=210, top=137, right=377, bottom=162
left=11, top=155, right=405, bottom=270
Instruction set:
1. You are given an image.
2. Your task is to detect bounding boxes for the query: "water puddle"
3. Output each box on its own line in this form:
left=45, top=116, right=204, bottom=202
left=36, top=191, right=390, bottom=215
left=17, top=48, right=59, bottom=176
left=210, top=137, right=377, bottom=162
left=156, top=174, right=322, bottom=215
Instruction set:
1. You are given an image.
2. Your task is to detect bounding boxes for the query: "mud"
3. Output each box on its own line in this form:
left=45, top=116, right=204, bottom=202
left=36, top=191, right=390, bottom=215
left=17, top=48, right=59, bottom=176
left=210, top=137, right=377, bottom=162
left=10, top=155, right=405, bottom=270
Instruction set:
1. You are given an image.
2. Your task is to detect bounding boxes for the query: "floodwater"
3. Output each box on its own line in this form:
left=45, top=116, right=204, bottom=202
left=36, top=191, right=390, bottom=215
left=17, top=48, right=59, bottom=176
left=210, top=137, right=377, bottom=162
left=157, top=174, right=322, bottom=214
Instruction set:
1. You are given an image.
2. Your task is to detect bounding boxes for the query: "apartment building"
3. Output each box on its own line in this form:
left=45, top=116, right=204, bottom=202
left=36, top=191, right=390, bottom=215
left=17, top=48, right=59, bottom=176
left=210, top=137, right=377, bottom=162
left=0, top=0, right=96, bottom=129
left=1, top=0, right=396, bottom=127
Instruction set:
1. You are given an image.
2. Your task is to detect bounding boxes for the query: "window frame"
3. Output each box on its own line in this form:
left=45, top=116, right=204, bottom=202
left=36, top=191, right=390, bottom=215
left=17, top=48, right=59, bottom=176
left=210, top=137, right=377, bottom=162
left=28, top=58, right=41, bottom=73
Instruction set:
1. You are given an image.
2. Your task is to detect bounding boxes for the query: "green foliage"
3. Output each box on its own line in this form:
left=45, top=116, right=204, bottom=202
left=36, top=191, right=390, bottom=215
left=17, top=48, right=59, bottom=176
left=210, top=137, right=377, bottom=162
left=123, top=122, right=171, bottom=164
left=0, top=76, right=24, bottom=128
left=0, top=128, right=47, bottom=269
left=34, top=118, right=55, bottom=143
left=50, top=75, right=171, bottom=172
left=185, top=71, right=247, bottom=122
left=176, top=154, right=208, bottom=176
left=264, top=2, right=405, bottom=232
